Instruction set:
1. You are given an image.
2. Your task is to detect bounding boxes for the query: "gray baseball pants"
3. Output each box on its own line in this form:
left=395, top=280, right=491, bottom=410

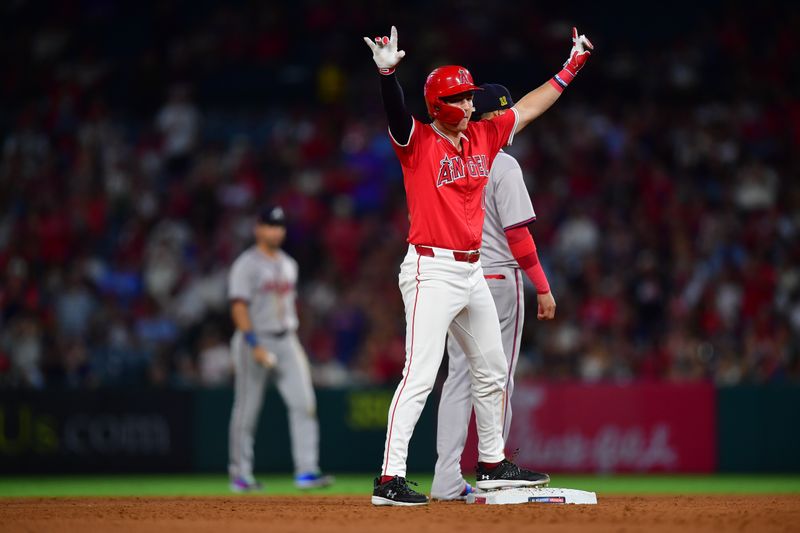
left=432, top=267, right=524, bottom=499
left=228, top=330, right=320, bottom=479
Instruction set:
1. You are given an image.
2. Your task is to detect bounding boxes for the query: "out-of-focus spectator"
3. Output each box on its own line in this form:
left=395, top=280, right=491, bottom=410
left=1, top=315, right=45, bottom=388
left=157, top=85, right=201, bottom=179
left=55, top=268, right=96, bottom=339
left=197, top=326, right=233, bottom=387
left=0, top=0, right=796, bottom=389
left=57, top=339, right=92, bottom=389
left=734, top=160, right=779, bottom=211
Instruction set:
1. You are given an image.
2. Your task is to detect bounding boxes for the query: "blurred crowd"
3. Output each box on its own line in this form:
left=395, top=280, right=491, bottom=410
left=0, top=1, right=798, bottom=389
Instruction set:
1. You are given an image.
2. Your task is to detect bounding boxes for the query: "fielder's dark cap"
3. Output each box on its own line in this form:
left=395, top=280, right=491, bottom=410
left=257, top=205, right=286, bottom=226
left=471, top=83, right=515, bottom=121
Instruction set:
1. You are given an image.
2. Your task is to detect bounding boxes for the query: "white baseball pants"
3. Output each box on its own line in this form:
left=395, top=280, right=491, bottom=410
left=381, top=245, right=508, bottom=478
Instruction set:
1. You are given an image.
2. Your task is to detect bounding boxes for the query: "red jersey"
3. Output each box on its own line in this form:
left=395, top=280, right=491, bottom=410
left=390, top=108, right=519, bottom=251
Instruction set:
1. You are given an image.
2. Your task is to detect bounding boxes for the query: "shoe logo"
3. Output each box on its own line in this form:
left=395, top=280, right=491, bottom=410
left=387, top=490, right=397, bottom=499
left=480, top=475, right=490, bottom=480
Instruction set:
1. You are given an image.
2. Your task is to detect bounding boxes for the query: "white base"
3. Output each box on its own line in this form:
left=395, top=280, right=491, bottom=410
left=465, top=487, right=597, bottom=505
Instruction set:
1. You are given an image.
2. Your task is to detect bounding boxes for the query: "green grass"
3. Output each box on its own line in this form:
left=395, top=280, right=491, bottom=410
left=1, top=474, right=800, bottom=498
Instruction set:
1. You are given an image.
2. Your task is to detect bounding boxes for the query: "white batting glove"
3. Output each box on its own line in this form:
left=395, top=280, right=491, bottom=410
left=363, top=25, right=406, bottom=75
left=563, top=26, right=594, bottom=77
left=550, top=26, right=594, bottom=92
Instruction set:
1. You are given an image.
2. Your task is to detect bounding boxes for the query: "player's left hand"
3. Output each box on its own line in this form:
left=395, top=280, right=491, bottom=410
left=563, top=26, right=594, bottom=76
left=363, top=25, right=406, bottom=74
left=537, top=291, right=557, bottom=320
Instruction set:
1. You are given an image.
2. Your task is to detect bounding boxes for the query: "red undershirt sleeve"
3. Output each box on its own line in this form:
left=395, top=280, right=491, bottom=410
left=505, top=226, right=550, bottom=294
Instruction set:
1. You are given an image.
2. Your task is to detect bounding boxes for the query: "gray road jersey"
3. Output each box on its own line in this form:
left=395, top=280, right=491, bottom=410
left=228, top=246, right=299, bottom=333
left=481, top=151, right=536, bottom=268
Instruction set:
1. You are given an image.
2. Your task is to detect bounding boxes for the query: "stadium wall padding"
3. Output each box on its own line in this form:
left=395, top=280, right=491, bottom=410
left=0, top=390, right=193, bottom=473
left=717, top=386, right=800, bottom=472
left=191, top=388, right=439, bottom=473
left=1, top=385, right=798, bottom=473
left=462, top=382, right=718, bottom=473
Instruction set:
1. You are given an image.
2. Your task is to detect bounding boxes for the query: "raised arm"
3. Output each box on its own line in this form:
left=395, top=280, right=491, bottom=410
left=364, top=26, right=413, bottom=144
left=513, top=27, right=593, bottom=134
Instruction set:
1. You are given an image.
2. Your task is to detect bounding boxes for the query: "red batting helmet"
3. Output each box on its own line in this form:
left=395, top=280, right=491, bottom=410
left=424, top=65, right=481, bottom=124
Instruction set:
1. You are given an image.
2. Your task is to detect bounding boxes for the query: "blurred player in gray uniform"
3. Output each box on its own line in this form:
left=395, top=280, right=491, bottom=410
left=228, top=205, right=333, bottom=492
left=431, top=85, right=557, bottom=500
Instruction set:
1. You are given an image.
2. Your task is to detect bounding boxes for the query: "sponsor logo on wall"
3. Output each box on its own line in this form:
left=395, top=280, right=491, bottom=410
left=509, top=387, right=678, bottom=472
left=0, top=391, right=192, bottom=472
left=63, top=414, right=171, bottom=455
left=461, top=383, right=716, bottom=473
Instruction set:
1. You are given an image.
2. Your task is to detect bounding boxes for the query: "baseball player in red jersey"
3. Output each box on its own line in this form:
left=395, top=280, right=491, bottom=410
left=364, top=26, right=593, bottom=506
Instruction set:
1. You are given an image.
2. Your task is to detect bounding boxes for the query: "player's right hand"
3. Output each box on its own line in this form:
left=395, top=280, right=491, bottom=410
left=252, top=346, right=277, bottom=369
left=363, top=25, right=406, bottom=74
left=537, top=291, right=557, bottom=320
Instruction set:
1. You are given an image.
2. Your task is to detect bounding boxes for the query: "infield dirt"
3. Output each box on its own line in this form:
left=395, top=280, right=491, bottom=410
left=1, top=495, right=798, bottom=532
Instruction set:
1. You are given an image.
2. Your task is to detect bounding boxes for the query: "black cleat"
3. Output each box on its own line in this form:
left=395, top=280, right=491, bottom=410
left=475, top=459, right=550, bottom=490
left=371, top=476, right=429, bottom=506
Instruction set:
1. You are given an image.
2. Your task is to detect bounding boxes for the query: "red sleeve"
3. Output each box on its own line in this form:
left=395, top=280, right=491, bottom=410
left=479, top=107, right=520, bottom=157
left=505, top=225, right=550, bottom=294
left=390, top=116, right=421, bottom=169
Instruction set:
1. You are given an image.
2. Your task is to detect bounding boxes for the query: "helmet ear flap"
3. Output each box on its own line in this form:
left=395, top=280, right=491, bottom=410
left=433, top=99, right=467, bottom=124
